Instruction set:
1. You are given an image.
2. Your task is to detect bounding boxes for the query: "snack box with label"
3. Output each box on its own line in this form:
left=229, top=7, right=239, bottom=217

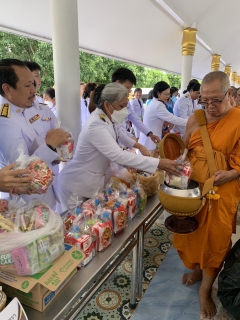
left=0, top=244, right=84, bottom=312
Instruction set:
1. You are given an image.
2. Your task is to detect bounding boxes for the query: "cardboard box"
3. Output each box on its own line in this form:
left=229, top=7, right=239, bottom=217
left=0, top=297, right=28, bottom=320
left=0, top=245, right=84, bottom=312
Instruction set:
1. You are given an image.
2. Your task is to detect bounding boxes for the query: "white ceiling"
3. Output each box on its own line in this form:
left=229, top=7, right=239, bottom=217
left=0, top=0, right=239, bottom=79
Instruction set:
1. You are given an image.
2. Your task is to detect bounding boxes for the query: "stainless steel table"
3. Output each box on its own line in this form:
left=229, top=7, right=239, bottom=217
left=24, top=194, right=163, bottom=320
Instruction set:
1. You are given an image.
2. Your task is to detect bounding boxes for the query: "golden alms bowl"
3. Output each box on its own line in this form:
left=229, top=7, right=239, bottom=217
left=158, top=180, right=204, bottom=217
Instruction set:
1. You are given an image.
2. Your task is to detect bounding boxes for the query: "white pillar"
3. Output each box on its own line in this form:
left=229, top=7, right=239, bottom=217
left=180, top=55, right=193, bottom=93
left=50, top=0, right=81, bottom=142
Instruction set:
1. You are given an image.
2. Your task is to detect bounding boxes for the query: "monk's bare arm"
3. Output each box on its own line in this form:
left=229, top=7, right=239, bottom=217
left=184, top=114, right=198, bottom=147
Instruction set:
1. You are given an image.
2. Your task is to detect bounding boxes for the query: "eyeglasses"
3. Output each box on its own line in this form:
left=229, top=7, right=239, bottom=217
left=199, top=91, right=228, bottom=108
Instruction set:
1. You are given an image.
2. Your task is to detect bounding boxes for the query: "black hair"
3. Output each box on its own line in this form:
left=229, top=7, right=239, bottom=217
left=153, top=81, right=170, bottom=98
left=23, top=60, right=41, bottom=72
left=134, top=88, right=142, bottom=93
left=147, top=89, right=153, bottom=100
left=183, top=79, right=200, bottom=94
left=170, top=87, right=178, bottom=96
left=93, top=84, right=106, bottom=106
left=112, top=67, right=136, bottom=85
left=0, top=59, right=27, bottom=96
left=83, top=82, right=97, bottom=99
left=44, top=87, right=55, bottom=99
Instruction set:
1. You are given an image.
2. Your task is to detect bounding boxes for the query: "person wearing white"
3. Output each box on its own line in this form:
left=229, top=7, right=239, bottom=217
left=81, top=82, right=97, bottom=128
left=88, top=68, right=161, bottom=147
left=129, top=88, right=144, bottom=138
left=43, top=87, right=57, bottom=117
left=111, top=68, right=160, bottom=146
left=172, top=81, right=201, bottom=136
left=81, top=97, right=90, bottom=128
left=0, top=59, right=71, bottom=208
left=57, top=83, right=181, bottom=211
left=139, top=81, right=188, bottom=152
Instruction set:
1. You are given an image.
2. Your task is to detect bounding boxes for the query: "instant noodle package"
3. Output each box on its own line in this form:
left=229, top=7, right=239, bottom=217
left=63, top=181, right=147, bottom=267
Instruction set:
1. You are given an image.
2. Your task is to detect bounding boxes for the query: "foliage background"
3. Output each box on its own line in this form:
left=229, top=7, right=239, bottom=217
left=0, top=31, right=181, bottom=92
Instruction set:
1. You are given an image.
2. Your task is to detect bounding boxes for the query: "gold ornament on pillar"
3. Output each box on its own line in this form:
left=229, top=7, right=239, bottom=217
left=231, top=72, right=237, bottom=82
left=181, top=27, right=197, bottom=56
left=236, top=76, right=240, bottom=86
left=224, top=65, right=231, bottom=77
left=211, top=54, right=221, bottom=71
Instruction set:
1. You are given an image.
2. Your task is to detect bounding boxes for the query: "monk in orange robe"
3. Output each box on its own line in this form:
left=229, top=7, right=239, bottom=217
left=173, top=71, right=240, bottom=319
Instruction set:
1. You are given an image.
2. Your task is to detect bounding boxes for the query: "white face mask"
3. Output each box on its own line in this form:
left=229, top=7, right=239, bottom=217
left=110, top=105, right=129, bottom=123
left=44, top=100, right=53, bottom=109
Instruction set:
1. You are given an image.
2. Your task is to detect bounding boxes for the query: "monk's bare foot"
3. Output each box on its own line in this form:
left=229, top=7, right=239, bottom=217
left=182, top=269, right=202, bottom=286
left=199, top=287, right=217, bottom=319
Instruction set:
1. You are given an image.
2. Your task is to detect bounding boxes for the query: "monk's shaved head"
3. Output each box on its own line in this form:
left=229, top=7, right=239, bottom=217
left=202, top=71, right=230, bottom=93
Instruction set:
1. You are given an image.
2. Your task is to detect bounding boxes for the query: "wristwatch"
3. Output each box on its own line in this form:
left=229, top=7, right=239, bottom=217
left=47, top=144, right=57, bottom=152
left=147, top=131, right=153, bottom=137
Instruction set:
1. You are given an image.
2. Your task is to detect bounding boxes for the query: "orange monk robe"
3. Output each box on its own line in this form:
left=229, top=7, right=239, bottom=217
left=173, top=108, right=240, bottom=276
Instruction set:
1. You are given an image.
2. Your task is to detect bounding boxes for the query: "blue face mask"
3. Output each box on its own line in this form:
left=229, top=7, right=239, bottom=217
left=172, top=96, right=177, bottom=103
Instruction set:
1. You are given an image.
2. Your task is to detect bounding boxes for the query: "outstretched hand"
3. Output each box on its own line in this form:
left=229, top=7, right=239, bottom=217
left=158, top=159, right=182, bottom=176
left=149, top=133, right=160, bottom=143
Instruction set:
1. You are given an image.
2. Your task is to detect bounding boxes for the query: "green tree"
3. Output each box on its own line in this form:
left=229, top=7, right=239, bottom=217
left=0, top=31, right=55, bottom=89
left=166, top=73, right=181, bottom=88
left=0, top=31, right=182, bottom=91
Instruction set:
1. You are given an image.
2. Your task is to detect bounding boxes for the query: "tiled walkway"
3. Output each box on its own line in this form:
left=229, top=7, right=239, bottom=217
left=131, top=246, right=201, bottom=320
left=131, top=226, right=240, bottom=320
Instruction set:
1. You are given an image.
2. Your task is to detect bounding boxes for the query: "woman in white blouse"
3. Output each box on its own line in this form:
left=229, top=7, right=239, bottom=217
left=58, top=83, right=181, bottom=211
left=139, top=81, right=187, bottom=151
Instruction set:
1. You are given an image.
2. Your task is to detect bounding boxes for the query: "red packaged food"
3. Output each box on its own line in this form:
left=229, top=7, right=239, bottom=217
left=127, top=193, right=137, bottom=220
left=91, top=220, right=113, bottom=252
left=112, top=201, right=127, bottom=234
left=56, top=140, right=74, bottom=162
left=0, top=200, right=8, bottom=213
left=14, top=147, right=54, bottom=195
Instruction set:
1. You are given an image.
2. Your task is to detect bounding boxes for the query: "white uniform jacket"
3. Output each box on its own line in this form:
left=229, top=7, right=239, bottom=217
left=0, top=96, right=59, bottom=208
left=129, top=98, right=144, bottom=138
left=35, top=94, right=44, bottom=104
left=81, top=98, right=90, bottom=128
left=138, top=98, right=187, bottom=151
left=57, top=108, right=159, bottom=211
left=172, top=92, right=202, bottom=135
left=127, top=105, right=149, bottom=136
left=115, top=101, right=146, bottom=149
left=115, top=122, right=136, bottom=149
left=49, top=104, right=57, bottom=117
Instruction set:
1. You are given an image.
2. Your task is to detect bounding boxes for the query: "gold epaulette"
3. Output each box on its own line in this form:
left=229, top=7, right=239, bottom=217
left=0, top=104, right=11, bottom=118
